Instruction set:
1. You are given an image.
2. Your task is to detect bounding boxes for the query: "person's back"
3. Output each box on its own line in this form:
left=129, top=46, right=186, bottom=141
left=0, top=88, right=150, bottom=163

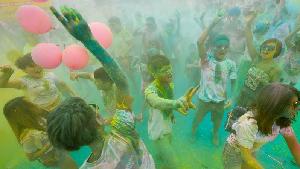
left=4, top=97, right=77, bottom=169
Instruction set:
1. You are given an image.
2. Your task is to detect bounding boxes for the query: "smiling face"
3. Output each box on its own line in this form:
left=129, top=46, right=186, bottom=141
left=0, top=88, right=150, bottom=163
left=212, top=35, right=230, bottom=61
left=260, top=41, right=277, bottom=60
left=213, top=44, right=229, bottom=61
left=154, top=65, right=173, bottom=84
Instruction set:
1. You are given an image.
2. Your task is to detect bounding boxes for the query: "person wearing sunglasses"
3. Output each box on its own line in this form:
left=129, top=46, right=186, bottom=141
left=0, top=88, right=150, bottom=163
left=223, top=83, right=300, bottom=169
left=48, top=7, right=155, bottom=169
left=192, top=16, right=237, bottom=146
left=235, top=12, right=283, bottom=108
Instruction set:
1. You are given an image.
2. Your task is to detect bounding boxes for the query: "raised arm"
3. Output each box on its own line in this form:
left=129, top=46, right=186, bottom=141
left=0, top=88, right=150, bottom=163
left=175, top=10, right=181, bottom=36
left=245, top=13, right=260, bottom=62
left=145, top=89, right=182, bottom=111
left=194, top=12, right=206, bottom=30
left=0, top=65, right=24, bottom=89
left=50, top=7, right=129, bottom=95
left=285, top=26, right=300, bottom=49
left=197, top=17, right=221, bottom=64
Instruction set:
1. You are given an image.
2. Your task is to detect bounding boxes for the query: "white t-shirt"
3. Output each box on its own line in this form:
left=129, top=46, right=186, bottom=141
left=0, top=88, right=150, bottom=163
left=227, top=111, right=294, bottom=150
left=198, top=54, right=237, bottom=102
left=20, top=72, right=61, bottom=111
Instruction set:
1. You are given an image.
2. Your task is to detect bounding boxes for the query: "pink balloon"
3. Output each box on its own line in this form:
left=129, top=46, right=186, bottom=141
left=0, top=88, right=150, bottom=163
left=33, top=0, right=48, bottom=2
left=62, top=44, right=89, bottom=70
left=89, top=22, right=113, bottom=49
left=31, top=43, right=62, bottom=69
left=16, top=5, right=52, bottom=34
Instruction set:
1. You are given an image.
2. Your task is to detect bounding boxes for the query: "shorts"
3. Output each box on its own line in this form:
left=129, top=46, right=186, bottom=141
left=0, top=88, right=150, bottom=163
left=197, top=99, right=225, bottom=122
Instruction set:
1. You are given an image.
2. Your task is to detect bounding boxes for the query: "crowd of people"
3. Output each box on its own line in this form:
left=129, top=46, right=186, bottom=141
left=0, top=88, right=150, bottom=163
left=1, top=0, right=300, bottom=168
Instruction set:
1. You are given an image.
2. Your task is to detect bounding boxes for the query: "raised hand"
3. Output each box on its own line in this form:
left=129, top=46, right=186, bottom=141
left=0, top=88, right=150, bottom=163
left=175, top=9, right=181, bottom=21
left=69, top=71, right=79, bottom=81
left=0, top=65, right=14, bottom=75
left=177, top=85, right=200, bottom=115
left=51, top=6, right=130, bottom=96
left=245, top=12, right=257, bottom=24
left=50, top=6, right=92, bottom=42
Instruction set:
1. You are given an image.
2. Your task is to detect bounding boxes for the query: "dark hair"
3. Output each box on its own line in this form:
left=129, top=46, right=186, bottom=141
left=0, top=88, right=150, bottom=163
left=15, top=53, right=35, bottom=70
left=254, top=83, right=298, bottom=134
left=93, top=67, right=113, bottom=83
left=4, top=97, right=47, bottom=142
left=260, top=38, right=283, bottom=58
left=147, top=54, right=170, bottom=72
left=47, top=97, right=99, bottom=151
left=212, top=34, right=230, bottom=47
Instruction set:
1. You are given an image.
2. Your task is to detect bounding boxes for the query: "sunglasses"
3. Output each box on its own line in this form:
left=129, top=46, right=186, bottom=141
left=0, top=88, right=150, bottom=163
left=261, top=45, right=275, bottom=52
left=215, top=45, right=229, bottom=50
left=89, top=103, right=100, bottom=111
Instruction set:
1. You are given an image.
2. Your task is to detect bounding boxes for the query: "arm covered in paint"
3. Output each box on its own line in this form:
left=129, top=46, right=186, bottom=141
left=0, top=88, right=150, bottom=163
left=145, top=84, right=199, bottom=115
left=245, top=13, right=260, bottom=62
left=82, top=39, right=129, bottom=93
left=144, top=86, right=182, bottom=111
left=197, top=17, right=221, bottom=64
left=50, top=6, right=129, bottom=95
